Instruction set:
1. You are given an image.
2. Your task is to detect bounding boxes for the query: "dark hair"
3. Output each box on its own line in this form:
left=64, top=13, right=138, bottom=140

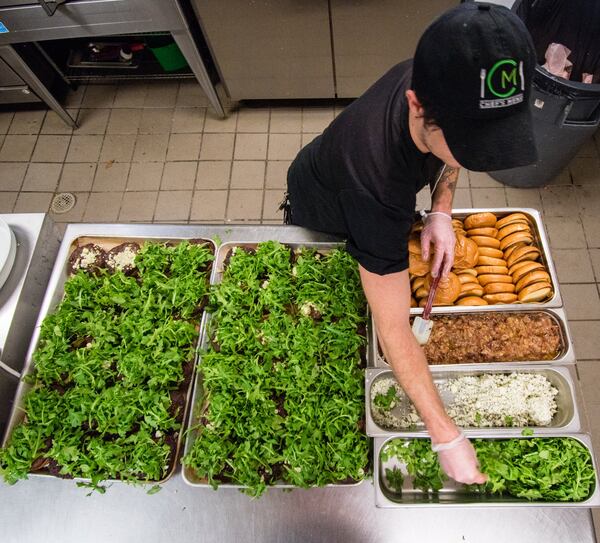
left=416, top=94, right=441, bottom=129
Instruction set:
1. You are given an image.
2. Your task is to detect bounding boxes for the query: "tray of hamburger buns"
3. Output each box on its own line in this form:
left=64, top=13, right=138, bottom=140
left=408, top=208, right=561, bottom=313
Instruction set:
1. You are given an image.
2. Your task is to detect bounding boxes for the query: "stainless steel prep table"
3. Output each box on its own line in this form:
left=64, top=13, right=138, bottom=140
left=0, top=213, right=60, bottom=436
left=0, top=222, right=597, bottom=543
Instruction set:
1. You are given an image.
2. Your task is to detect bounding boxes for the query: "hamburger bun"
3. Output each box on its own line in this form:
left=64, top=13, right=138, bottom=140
left=483, top=293, right=519, bottom=304
left=503, top=242, right=527, bottom=261
left=518, top=283, right=553, bottom=303
left=499, top=231, right=534, bottom=251
left=456, top=296, right=488, bottom=306
left=475, top=265, right=509, bottom=275
left=411, top=276, right=426, bottom=293
left=496, top=213, right=530, bottom=230
left=410, top=297, right=417, bottom=308
left=452, top=219, right=464, bottom=229
left=484, top=282, right=516, bottom=295
left=515, top=270, right=551, bottom=292
left=458, top=273, right=479, bottom=284
left=453, top=235, right=479, bottom=269
left=455, top=229, right=467, bottom=237
left=460, top=283, right=484, bottom=297
left=471, top=236, right=501, bottom=249
left=497, top=222, right=530, bottom=241
left=415, top=286, right=429, bottom=299
left=408, top=236, right=422, bottom=254
left=467, top=227, right=498, bottom=238
left=477, top=256, right=507, bottom=267
left=464, top=212, right=497, bottom=230
left=424, top=272, right=461, bottom=304
left=478, top=274, right=514, bottom=286
left=412, top=222, right=424, bottom=233
left=456, top=268, right=478, bottom=277
left=507, top=245, right=541, bottom=268
left=418, top=298, right=453, bottom=308
left=409, top=252, right=430, bottom=277
left=477, top=247, right=504, bottom=259
left=509, top=261, right=545, bottom=281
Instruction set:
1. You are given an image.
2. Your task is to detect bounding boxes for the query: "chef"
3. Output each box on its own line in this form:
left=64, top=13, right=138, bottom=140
left=283, top=3, right=538, bottom=484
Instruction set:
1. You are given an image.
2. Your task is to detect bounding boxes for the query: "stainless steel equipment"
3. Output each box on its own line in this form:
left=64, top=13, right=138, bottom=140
left=374, top=434, right=600, bottom=508
left=330, top=0, right=457, bottom=98
left=0, top=233, right=216, bottom=483
left=409, top=208, right=561, bottom=313
left=191, top=0, right=334, bottom=100
left=372, top=307, right=576, bottom=368
left=365, top=365, right=583, bottom=437
left=0, top=223, right=596, bottom=543
left=191, top=0, right=458, bottom=100
left=0, top=213, right=60, bottom=438
left=182, top=240, right=364, bottom=489
left=0, top=0, right=224, bottom=119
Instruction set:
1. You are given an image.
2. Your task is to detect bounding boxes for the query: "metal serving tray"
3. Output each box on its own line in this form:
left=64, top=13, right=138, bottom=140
left=410, top=208, right=562, bottom=314
left=182, top=240, right=367, bottom=489
left=374, top=433, right=600, bottom=508
left=2, top=227, right=216, bottom=486
left=371, top=306, right=575, bottom=369
left=365, top=365, right=582, bottom=438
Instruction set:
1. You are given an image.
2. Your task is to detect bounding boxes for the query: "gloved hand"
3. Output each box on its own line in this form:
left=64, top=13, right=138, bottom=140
left=420, top=211, right=455, bottom=278
left=433, top=432, right=488, bottom=485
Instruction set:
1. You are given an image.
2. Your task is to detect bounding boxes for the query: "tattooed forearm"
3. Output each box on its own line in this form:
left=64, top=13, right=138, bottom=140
left=431, top=165, right=459, bottom=213
left=436, top=166, right=459, bottom=196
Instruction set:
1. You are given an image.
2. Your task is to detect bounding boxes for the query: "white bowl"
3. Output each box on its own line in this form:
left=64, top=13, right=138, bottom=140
left=0, top=218, right=17, bottom=292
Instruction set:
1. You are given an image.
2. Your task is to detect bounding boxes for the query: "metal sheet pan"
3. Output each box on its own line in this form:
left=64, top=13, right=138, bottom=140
left=410, top=208, right=561, bottom=313
left=2, top=231, right=216, bottom=485
left=374, top=433, right=600, bottom=508
left=365, top=365, right=582, bottom=438
left=371, top=306, right=575, bottom=369
left=182, top=240, right=368, bottom=489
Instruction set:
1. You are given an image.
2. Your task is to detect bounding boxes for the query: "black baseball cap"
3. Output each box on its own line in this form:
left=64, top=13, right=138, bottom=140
left=412, top=2, right=538, bottom=172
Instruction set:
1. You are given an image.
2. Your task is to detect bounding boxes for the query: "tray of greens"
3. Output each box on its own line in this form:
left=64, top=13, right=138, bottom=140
left=366, top=365, right=581, bottom=437
left=0, top=237, right=215, bottom=492
left=374, top=434, right=599, bottom=507
left=182, top=240, right=369, bottom=496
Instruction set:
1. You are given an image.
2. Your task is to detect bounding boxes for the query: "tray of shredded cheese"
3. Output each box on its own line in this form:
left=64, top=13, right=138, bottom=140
left=365, top=365, right=582, bottom=438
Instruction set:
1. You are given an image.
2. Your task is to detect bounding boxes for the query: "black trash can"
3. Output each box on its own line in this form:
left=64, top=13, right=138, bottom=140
left=489, top=0, right=600, bottom=188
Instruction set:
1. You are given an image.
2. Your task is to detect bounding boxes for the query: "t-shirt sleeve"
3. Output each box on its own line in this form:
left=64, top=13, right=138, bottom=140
left=338, top=189, right=413, bottom=275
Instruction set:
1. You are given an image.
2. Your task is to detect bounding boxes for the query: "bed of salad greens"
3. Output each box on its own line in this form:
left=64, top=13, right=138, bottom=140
left=182, top=241, right=369, bottom=497
left=381, top=436, right=596, bottom=502
left=0, top=240, right=213, bottom=491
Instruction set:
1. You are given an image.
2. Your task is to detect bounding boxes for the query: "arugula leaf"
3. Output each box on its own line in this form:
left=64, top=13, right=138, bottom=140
left=373, top=386, right=398, bottom=411
left=0, top=241, right=213, bottom=491
left=183, top=242, right=369, bottom=496
left=382, top=437, right=595, bottom=502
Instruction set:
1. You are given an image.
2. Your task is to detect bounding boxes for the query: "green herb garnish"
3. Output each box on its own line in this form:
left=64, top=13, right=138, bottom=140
left=182, top=242, right=369, bottom=496
left=373, top=386, right=398, bottom=411
left=382, top=437, right=595, bottom=502
left=0, top=241, right=213, bottom=492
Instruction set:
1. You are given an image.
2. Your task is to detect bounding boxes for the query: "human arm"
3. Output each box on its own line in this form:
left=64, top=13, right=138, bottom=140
left=420, top=166, right=460, bottom=277
left=359, top=264, right=486, bottom=484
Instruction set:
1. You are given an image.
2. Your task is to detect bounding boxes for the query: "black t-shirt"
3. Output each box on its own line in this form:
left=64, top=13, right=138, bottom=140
left=287, top=60, right=443, bottom=275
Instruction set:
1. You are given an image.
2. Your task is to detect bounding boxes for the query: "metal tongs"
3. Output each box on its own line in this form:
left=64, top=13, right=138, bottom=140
left=411, top=274, right=440, bottom=345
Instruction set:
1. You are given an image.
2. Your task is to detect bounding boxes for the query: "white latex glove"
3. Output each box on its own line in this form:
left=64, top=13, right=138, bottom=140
left=420, top=211, right=455, bottom=278
left=433, top=432, right=487, bottom=485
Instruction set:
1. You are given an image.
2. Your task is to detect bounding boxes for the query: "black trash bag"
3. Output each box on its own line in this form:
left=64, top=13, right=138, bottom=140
left=516, top=0, right=600, bottom=83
